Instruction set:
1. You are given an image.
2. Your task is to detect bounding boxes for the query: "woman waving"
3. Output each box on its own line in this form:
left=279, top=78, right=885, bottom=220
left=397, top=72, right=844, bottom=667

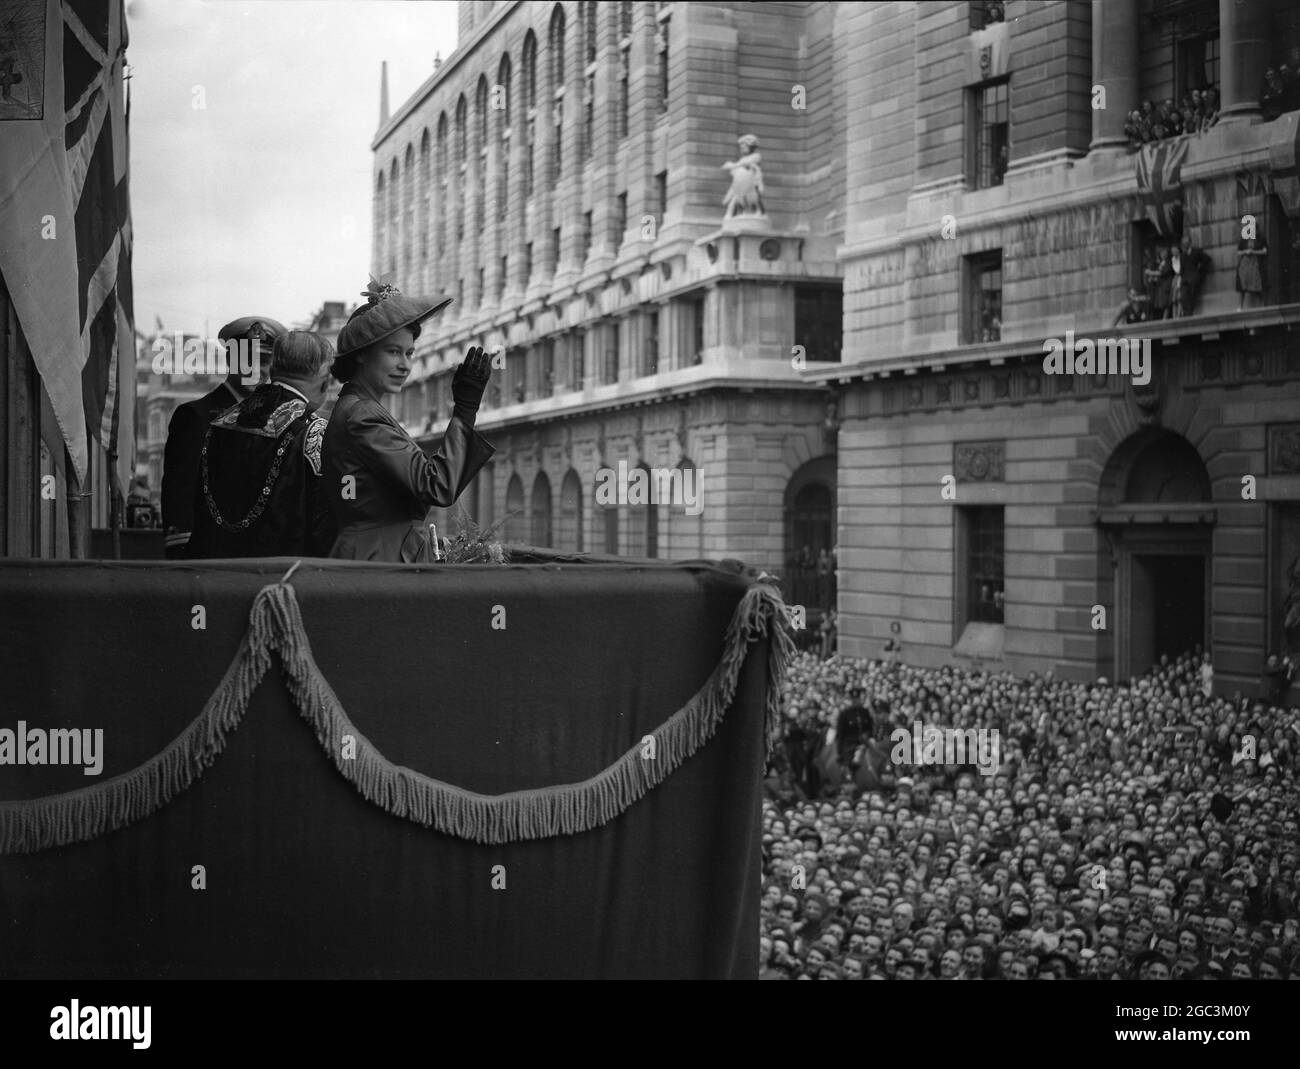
left=323, top=280, right=495, bottom=562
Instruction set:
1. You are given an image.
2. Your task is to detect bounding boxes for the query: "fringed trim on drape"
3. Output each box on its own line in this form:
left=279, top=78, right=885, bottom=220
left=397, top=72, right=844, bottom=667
left=0, top=576, right=793, bottom=854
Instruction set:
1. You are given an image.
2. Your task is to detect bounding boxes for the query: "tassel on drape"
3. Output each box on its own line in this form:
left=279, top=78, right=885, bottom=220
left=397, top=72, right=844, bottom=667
left=0, top=576, right=793, bottom=854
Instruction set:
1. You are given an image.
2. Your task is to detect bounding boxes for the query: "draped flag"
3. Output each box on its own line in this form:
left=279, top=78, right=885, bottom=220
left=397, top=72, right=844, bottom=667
left=1267, top=110, right=1300, bottom=218
left=0, top=0, right=134, bottom=491
left=1135, top=136, right=1189, bottom=238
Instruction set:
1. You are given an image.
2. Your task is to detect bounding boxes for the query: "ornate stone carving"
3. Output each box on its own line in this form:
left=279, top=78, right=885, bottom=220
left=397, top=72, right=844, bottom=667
left=964, top=379, right=980, bottom=401
left=936, top=380, right=952, bottom=404
left=954, top=441, right=1006, bottom=482
left=1271, top=425, right=1300, bottom=475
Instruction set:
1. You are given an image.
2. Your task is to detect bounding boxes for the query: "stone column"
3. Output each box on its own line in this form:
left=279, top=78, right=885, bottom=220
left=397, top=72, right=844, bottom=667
left=1090, top=0, right=1140, bottom=151
left=1219, top=0, right=1271, bottom=124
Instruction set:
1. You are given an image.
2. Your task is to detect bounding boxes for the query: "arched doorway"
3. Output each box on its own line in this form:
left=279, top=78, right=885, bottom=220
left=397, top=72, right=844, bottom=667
left=531, top=472, right=553, bottom=547
left=505, top=473, right=525, bottom=543
left=1097, top=429, right=1215, bottom=679
left=783, top=456, right=837, bottom=627
left=557, top=469, right=583, bottom=552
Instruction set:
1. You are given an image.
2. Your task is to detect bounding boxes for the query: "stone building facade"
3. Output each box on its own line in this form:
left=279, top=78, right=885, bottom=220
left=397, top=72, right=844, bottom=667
left=374, top=0, right=1300, bottom=698
left=816, top=0, right=1300, bottom=699
left=371, top=0, right=847, bottom=620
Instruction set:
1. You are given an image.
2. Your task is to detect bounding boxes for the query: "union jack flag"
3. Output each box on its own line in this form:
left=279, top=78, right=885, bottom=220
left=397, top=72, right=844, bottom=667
left=0, top=0, right=134, bottom=492
left=1135, top=137, right=1189, bottom=239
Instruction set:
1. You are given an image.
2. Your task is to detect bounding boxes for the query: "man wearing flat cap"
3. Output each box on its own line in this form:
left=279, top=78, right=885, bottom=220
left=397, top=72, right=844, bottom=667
left=161, top=317, right=284, bottom=558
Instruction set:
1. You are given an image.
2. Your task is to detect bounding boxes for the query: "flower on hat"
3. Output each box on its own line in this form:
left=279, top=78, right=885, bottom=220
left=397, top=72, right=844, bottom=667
left=361, top=274, right=400, bottom=304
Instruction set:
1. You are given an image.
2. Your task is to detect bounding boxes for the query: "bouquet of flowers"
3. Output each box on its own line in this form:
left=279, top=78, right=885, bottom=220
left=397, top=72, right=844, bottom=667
left=429, top=505, right=514, bottom=564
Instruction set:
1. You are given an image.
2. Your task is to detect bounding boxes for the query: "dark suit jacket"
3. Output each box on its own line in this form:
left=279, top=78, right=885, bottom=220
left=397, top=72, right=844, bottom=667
left=161, top=380, right=246, bottom=558
left=323, top=382, right=495, bottom=562
left=187, top=382, right=337, bottom=559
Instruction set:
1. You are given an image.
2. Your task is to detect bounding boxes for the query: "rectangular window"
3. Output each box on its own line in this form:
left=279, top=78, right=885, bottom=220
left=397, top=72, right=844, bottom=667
left=645, top=310, right=660, bottom=376
left=969, top=1, right=1004, bottom=32
left=959, top=506, right=1005, bottom=625
left=584, top=73, right=595, bottom=159
left=655, top=170, right=668, bottom=229
left=553, top=100, right=563, bottom=184
left=1177, top=33, right=1220, bottom=97
left=540, top=338, right=555, bottom=396
left=477, top=267, right=485, bottom=306
left=618, top=50, right=630, bottom=138
left=570, top=329, right=585, bottom=391
left=524, top=242, right=533, bottom=285
left=794, top=285, right=842, bottom=363
left=689, top=294, right=705, bottom=364
left=499, top=254, right=508, bottom=298
left=604, top=331, right=618, bottom=384
left=657, top=20, right=669, bottom=113
left=553, top=226, right=562, bottom=272
left=963, top=251, right=1002, bottom=344
left=524, top=119, right=535, bottom=197
left=615, top=192, right=627, bottom=247
left=969, top=78, right=1010, bottom=190
left=582, top=210, right=593, bottom=260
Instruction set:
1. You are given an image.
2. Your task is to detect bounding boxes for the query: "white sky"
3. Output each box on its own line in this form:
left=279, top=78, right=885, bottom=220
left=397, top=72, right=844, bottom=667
left=125, top=0, right=459, bottom=336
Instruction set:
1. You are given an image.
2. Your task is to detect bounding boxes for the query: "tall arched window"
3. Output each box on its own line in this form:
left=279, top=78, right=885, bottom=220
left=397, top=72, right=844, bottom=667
left=479, top=462, right=495, bottom=529
left=549, top=5, right=566, bottom=88
left=454, top=95, right=467, bottom=241
left=523, top=31, right=537, bottom=108
left=388, top=158, right=399, bottom=275
left=375, top=170, right=386, bottom=270
left=475, top=76, right=489, bottom=234
left=403, top=144, right=415, bottom=274
left=435, top=113, right=448, bottom=254
left=522, top=31, right=537, bottom=198
left=582, top=1, right=598, bottom=64
left=476, top=75, right=489, bottom=145
left=418, top=130, right=430, bottom=267
left=531, top=472, right=553, bottom=547
left=558, top=469, right=583, bottom=552
left=455, top=94, right=467, bottom=164
left=505, top=473, right=525, bottom=543
left=497, top=53, right=513, bottom=131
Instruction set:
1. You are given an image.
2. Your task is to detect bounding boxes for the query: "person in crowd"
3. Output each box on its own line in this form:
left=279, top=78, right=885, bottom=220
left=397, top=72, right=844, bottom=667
left=162, top=316, right=285, bottom=557
left=1173, top=232, right=1211, bottom=317
left=323, top=280, right=495, bottom=561
left=188, top=331, right=337, bottom=558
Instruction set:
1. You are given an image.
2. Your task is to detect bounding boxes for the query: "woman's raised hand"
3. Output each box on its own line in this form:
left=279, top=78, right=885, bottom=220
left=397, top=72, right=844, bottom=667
left=451, top=345, right=492, bottom=423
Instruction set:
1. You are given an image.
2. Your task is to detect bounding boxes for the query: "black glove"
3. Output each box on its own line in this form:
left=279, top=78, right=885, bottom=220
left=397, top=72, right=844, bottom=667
left=451, top=345, right=491, bottom=424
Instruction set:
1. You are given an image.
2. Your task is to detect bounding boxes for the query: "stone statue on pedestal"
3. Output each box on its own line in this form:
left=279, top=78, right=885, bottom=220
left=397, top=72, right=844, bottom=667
left=722, top=135, right=766, bottom=220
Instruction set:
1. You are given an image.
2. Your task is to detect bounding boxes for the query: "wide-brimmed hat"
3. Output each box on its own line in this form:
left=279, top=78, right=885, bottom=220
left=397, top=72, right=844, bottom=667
left=336, top=278, right=452, bottom=357
left=218, top=316, right=286, bottom=343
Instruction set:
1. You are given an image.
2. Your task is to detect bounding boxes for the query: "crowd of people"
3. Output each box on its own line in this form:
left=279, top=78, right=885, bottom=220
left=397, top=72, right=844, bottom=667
left=1112, top=233, right=1212, bottom=326
left=1124, top=90, right=1219, bottom=148
left=1262, top=65, right=1300, bottom=121
left=759, top=649, right=1300, bottom=979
